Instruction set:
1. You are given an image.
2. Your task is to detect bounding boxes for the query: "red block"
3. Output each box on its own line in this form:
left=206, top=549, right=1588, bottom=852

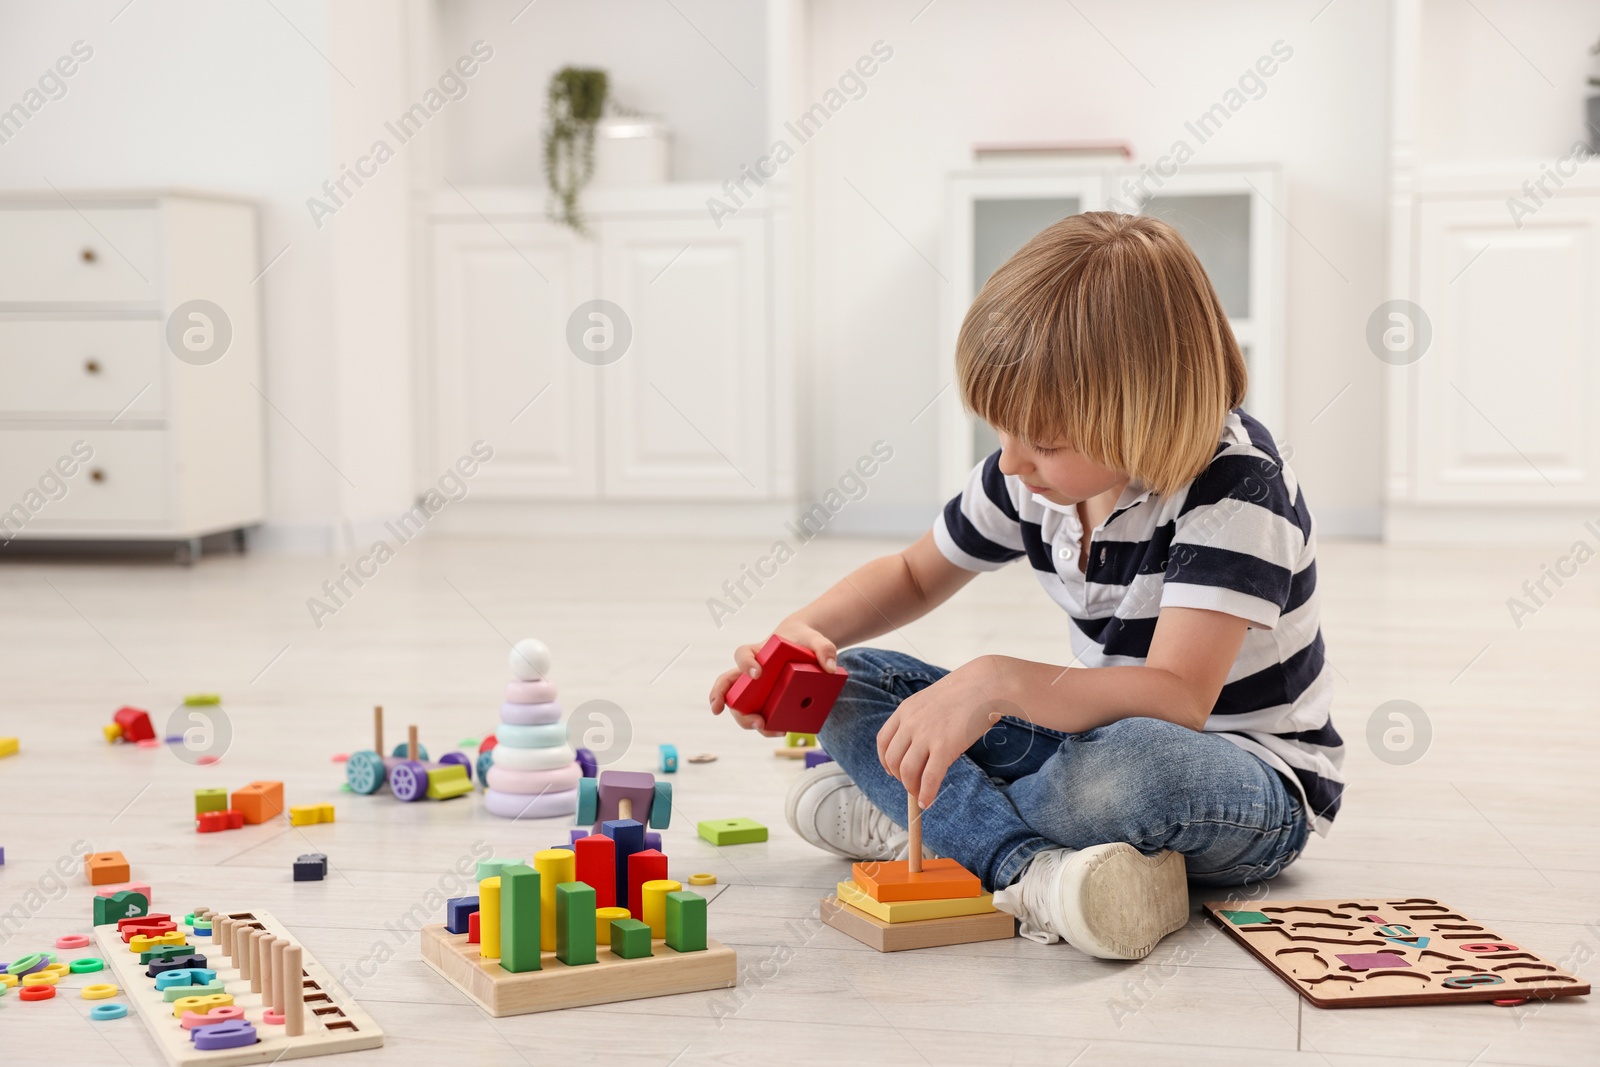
left=196, top=810, right=244, bottom=833
left=574, top=834, right=617, bottom=910
left=113, top=706, right=155, bottom=743
left=725, top=636, right=815, bottom=713
left=466, top=910, right=480, bottom=944
left=117, top=913, right=172, bottom=932
left=626, top=848, right=668, bottom=919
left=120, top=920, right=178, bottom=942
left=761, top=663, right=848, bottom=734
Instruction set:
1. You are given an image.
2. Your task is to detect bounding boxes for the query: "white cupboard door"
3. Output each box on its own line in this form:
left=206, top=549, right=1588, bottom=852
left=1414, top=195, right=1600, bottom=503
left=431, top=221, right=598, bottom=498
left=598, top=217, right=768, bottom=498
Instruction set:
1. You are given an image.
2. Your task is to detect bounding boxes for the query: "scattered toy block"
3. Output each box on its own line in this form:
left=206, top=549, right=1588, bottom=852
left=625, top=849, right=668, bottom=919
left=86, top=851, right=130, bottom=886
left=804, top=749, right=835, bottom=769
left=425, top=763, right=473, bottom=800
left=0, top=737, right=16, bottom=758
left=725, top=635, right=814, bottom=711
left=609, top=917, right=653, bottom=959
left=763, top=663, right=847, bottom=734
left=196, top=809, right=245, bottom=832
left=104, top=723, right=124, bottom=743
left=288, top=803, right=335, bottom=826
left=94, top=891, right=150, bottom=926
left=573, top=834, right=617, bottom=910
left=665, top=891, right=707, bottom=953
left=500, top=864, right=541, bottom=974
left=851, top=857, right=983, bottom=903
left=113, top=706, right=156, bottom=743
left=446, top=896, right=480, bottom=935
left=820, top=895, right=1016, bottom=952
left=534, top=849, right=575, bottom=952
left=836, top=880, right=998, bottom=923
left=556, top=882, right=597, bottom=966
left=292, top=854, right=327, bottom=882
left=183, top=693, right=221, bottom=706
left=658, top=744, right=678, bottom=773
left=697, top=818, right=767, bottom=846
left=230, top=781, right=284, bottom=824
left=193, top=788, right=227, bottom=816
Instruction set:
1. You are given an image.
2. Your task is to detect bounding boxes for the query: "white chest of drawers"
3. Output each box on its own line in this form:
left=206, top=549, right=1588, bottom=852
left=0, top=192, right=265, bottom=554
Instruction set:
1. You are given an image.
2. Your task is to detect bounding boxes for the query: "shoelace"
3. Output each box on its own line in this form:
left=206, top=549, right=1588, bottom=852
left=849, top=791, right=907, bottom=860
left=993, top=848, right=1068, bottom=945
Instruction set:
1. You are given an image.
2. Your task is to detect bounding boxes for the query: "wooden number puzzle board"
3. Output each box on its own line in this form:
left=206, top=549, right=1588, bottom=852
left=1204, top=896, right=1590, bottom=1009
left=419, top=923, right=737, bottom=1017
left=92, top=910, right=383, bottom=1066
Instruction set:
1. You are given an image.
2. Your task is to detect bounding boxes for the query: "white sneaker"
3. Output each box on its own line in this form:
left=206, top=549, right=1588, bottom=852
left=992, top=843, right=1189, bottom=959
left=785, top=762, right=918, bottom=861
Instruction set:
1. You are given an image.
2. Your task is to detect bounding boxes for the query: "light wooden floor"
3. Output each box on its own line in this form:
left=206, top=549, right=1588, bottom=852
left=0, top=535, right=1596, bottom=1066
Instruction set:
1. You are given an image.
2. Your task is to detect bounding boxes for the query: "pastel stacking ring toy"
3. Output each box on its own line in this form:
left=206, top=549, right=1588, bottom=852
left=482, top=638, right=581, bottom=818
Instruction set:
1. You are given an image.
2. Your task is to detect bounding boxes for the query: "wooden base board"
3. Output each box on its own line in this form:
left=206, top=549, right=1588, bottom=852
left=820, top=895, right=1015, bottom=952
left=92, top=910, right=383, bottom=1067
left=1205, top=896, right=1592, bottom=1009
left=419, top=923, right=736, bottom=1016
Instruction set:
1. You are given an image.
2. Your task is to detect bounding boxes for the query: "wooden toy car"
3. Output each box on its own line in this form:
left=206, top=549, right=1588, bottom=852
left=346, top=707, right=473, bottom=802
left=576, top=769, right=672, bottom=834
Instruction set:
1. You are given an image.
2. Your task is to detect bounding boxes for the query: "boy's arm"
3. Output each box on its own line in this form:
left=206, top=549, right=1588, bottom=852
left=878, top=606, right=1249, bottom=807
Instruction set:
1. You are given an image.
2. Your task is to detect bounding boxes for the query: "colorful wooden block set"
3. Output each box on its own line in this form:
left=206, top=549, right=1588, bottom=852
left=88, top=905, right=382, bottom=1065
left=419, top=832, right=735, bottom=1016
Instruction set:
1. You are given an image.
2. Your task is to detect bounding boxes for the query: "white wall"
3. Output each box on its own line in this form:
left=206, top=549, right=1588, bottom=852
left=801, top=0, right=1393, bottom=537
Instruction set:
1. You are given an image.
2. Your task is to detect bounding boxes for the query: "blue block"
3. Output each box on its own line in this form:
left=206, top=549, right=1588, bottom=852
left=602, top=818, right=645, bottom=903
left=446, top=895, right=480, bottom=935
left=804, top=749, right=835, bottom=769
left=658, top=743, right=678, bottom=773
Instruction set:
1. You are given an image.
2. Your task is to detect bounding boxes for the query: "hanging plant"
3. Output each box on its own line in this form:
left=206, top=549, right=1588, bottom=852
left=544, top=67, right=609, bottom=234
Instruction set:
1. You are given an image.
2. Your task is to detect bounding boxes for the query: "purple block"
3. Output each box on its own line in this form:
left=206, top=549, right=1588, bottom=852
left=804, top=750, right=835, bottom=769
left=1336, top=952, right=1410, bottom=971
left=575, top=747, right=597, bottom=778
left=568, top=828, right=586, bottom=847
left=191, top=1019, right=258, bottom=1049
left=602, top=818, right=645, bottom=902
left=643, top=831, right=661, bottom=852
left=446, top=895, right=480, bottom=934
left=598, top=770, right=657, bottom=825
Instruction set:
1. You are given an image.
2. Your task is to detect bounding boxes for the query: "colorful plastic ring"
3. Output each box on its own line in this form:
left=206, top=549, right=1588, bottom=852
left=495, top=721, right=568, bottom=749
left=91, top=1003, right=128, bottom=1020
left=69, top=958, right=106, bottom=973
left=54, top=935, right=91, bottom=950
left=688, top=873, right=717, bottom=885
left=0, top=973, right=17, bottom=988
left=7, top=953, right=45, bottom=976
left=19, top=984, right=55, bottom=1001
left=497, top=700, right=564, bottom=726
left=21, top=972, right=60, bottom=986
left=262, top=1009, right=285, bottom=1025
left=81, top=983, right=119, bottom=1000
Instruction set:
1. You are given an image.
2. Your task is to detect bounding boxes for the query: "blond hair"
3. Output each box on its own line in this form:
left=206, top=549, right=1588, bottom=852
left=956, top=212, right=1247, bottom=494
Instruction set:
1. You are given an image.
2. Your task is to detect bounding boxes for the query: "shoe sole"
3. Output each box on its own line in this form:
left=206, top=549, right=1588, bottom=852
left=783, top=762, right=864, bottom=859
left=1059, top=843, right=1189, bottom=960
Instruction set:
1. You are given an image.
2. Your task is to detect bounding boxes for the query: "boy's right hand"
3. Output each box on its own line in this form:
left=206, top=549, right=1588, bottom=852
left=708, top=621, right=840, bottom=735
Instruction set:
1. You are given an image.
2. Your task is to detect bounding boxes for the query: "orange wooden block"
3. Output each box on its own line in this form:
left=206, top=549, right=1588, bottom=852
left=850, top=857, right=982, bottom=903
left=230, top=780, right=285, bottom=824
left=85, top=851, right=130, bottom=886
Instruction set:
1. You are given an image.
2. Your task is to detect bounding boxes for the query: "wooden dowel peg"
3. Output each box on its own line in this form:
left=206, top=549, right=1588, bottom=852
left=907, top=793, right=923, bottom=875
left=374, top=705, right=384, bottom=755
left=283, top=945, right=305, bottom=1037
left=408, top=724, right=418, bottom=762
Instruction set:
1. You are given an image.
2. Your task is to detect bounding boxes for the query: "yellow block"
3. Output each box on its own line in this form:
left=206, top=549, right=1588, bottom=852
left=533, top=849, right=575, bottom=952
left=479, top=876, right=502, bottom=960
left=129, top=932, right=186, bottom=953
left=594, top=906, right=630, bottom=946
left=103, top=723, right=122, bottom=743
left=641, top=879, right=682, bottom=938
left=0, top=737, right=17, bottom=758
left=835, top=880, right=997, bottom=923
left=171, top=992, right=232, bottom=1018
left=288, top=803, right=335, bottom=826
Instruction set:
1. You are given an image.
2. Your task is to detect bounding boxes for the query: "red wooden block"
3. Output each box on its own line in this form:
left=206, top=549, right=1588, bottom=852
left=725, top=635, right=817, bottom=713
left=117, top=913, right=171, bottom=932
left=625, top=848, right=668, bottom=919
left=761, top=662, right=848, bottom=734
left=466, top=910, right=480, bottom=944
left=195, top=810, right=244, bottom=833
left=113, top=706, right=155, bottom=743
left=119, top=920, right=178, bottom=942
left=574, top=834, right=617, bottom=910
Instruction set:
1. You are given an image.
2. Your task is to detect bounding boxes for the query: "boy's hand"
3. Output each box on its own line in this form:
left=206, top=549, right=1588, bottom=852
left=708, top=621, right=839, bottom=736
left=877, top=656, right=1009, bottom=810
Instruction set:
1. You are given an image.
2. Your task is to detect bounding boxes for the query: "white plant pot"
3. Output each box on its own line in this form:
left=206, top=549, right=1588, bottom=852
left=591, top=115, right=670, bottom=188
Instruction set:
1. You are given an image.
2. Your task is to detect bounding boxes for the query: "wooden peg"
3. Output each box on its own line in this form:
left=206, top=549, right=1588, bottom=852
left=618, top=797, right=634, bottom=820
left=374, top=705, right=384, bottom=755
left=283, top=944, right=304, bottom=1037
left=408, top=724, right=418, bottom=762
left=255, top=933, right=275, bottom=996
left=907, top=794, right=922, bottom=875
left=271, top=938, right=288, bottom=1014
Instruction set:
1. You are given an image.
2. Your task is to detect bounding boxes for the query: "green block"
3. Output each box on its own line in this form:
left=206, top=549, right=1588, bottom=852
left=665, top=891, right=707, bottom=953
left=162, top=980, right=225, bottom=1002
left=499, top=863, right=541, bottom=973
left=93, top=890, right=149, bottom=927
left=183, top=693, right=221, bottom=706
left=476, top=857, right=515, bottom=882
left=609, top=917, right=653, bottom=959
left=425, top=764, right=473, bottom=800
left=139, top=944, right=193, bottom=965
left=697, top=817, right=768, bottom=845
left=556, top=882, right=597, bottom=966
left=194, top=788, right=228, bottom=816
left=1220, top=910, right=1271, bottom=926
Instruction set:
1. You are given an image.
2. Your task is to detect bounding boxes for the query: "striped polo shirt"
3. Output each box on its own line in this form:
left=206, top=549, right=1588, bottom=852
left=934, top=409, right=1343, bottom=834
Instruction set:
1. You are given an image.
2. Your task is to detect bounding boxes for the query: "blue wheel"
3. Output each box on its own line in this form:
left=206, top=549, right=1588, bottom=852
left=346, top=750, right=386, bottom=795
left=389, top=760, right=429, bottom=802
left=649, top=781, right=673, bottom=829
left=476, top=749, right=494, bottom=785
left=391, top=741, right=430, bottom=761
left=439, top=750, right=471, bottom=782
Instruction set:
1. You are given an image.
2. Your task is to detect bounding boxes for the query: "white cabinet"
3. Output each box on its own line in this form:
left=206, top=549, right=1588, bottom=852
left=428, top=187, right=781, bottom=506
left=0, top=193, right=264, bottom=551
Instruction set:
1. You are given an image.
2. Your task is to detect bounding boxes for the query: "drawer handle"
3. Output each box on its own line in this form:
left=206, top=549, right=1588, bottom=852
left=89, top=468, right=105, bottom=483
left=84, top=359, right=101, bottom=375
left=81, top=248, right=97, bottom=264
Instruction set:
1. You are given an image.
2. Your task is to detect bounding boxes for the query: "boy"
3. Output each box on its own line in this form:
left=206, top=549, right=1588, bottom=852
left=710, top=212, right=1342, bottom=960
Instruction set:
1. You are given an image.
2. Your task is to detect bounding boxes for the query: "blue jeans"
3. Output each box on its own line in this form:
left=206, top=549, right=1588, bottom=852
left=818, top=648, right=1310, bottom=892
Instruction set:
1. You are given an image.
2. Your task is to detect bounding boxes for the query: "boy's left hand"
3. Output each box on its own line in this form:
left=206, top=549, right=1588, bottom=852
left=876, top=656, right=1010, bottom=810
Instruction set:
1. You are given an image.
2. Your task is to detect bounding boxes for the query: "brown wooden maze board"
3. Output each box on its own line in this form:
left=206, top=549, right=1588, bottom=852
left=1203, top=896, right=1589, bottom=1008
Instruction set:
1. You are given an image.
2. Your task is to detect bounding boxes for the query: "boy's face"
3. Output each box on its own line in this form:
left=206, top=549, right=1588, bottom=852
left=996, top=431, right=1128, bottom=506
